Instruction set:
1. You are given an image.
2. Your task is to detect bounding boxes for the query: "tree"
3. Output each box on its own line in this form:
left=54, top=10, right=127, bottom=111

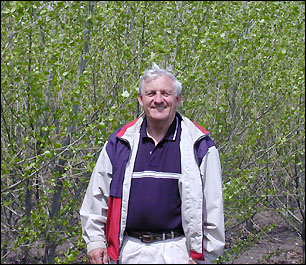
left=1, top=1, right=304, bottom=263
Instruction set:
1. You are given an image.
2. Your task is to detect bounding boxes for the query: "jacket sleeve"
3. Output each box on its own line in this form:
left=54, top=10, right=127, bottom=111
left=198, top=145, right=225, bottom=263
left=80, top=141, right=112, bottom=253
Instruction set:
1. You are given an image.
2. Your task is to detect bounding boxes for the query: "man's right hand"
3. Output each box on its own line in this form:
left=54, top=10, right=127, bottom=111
left=88, top=248, right=109, bottom=264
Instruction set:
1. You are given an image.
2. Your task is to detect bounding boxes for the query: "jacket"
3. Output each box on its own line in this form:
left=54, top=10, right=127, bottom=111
left=80, top=113, right=225, bottom=263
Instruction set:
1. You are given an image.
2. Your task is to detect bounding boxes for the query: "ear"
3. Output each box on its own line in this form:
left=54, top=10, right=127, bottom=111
left=137, top=93, right=143, bottom=107
left=176, top=94, right=182, bottom=105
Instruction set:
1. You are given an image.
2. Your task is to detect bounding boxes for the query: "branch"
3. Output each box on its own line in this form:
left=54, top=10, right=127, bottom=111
left=1, top=30, right=21, bottom=58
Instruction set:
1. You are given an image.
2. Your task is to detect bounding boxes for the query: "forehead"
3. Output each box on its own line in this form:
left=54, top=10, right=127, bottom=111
left=144, top=75, right=174, bottom=90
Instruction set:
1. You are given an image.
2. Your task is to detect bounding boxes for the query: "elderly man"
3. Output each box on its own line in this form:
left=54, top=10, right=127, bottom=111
left=80, top=64, right=225, bottom=264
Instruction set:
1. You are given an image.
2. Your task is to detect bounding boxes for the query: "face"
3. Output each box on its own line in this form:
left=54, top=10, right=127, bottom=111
left=138, top=75, right=181, bottom=125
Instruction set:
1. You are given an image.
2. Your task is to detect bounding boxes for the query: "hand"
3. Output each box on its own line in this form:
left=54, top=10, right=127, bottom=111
left=88, top=248, right=109, bottom=264
left=188, top=258, right=197, bottom=264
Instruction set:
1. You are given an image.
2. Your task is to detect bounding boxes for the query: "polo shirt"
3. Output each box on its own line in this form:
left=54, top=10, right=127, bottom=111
left=125, top=114, right=183, bottom=233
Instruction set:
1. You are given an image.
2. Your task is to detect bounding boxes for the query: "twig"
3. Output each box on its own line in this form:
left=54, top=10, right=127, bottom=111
left=1, top=30, right=21, bottom=58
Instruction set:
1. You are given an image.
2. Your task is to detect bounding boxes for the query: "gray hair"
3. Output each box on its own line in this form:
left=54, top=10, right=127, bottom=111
left=139, top=63, right=182, bottom=96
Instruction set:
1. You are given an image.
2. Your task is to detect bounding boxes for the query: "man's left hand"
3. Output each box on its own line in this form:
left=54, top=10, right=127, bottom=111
left=189, top=258, right=197, bottom=264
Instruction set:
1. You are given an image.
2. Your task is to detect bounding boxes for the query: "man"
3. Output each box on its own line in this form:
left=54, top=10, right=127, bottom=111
left=80, top=64, right=225, bottom=264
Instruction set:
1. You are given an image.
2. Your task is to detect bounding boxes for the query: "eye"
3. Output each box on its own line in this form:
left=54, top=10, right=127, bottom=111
left=145, top=91, right=155, bottom=97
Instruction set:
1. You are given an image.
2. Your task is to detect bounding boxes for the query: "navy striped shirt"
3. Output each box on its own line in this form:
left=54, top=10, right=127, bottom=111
left=125, top=115, right=183, bottom=232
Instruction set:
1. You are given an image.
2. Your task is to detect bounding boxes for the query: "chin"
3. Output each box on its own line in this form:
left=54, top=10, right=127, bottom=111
left=150, top=114, right=171, bottom=122
left=147, top=109, right=174, bottom=122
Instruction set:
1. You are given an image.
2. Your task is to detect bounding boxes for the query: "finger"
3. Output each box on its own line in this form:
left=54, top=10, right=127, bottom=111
left=102, top=253, right=109, bottom=264
left=89, top=256, right=102, bottom=264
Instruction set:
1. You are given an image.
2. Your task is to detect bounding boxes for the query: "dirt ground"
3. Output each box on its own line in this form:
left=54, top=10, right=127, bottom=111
left=228, top=229, right=303, bottom=264
left=2, top=211, right=304, bottom=264
left=226, top=211, right=304, bottom=264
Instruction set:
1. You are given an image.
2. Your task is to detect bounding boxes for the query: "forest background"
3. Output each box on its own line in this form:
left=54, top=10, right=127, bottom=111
left=1, top=1, right=305, bottom=264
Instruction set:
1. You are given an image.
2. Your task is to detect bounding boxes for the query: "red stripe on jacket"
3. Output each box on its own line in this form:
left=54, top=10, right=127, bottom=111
left=190, top=250, right=205, bottom=261
left=192, top=121, right=210, bottom=135
left=106, top=196, right=122, bottom=261
left=116, top=118, right=139, bottom=138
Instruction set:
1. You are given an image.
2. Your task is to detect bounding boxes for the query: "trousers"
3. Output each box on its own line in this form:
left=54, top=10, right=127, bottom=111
left=110, top=235, right=190, bottom=264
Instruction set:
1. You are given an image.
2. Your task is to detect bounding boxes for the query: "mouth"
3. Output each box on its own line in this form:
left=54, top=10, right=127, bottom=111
left=152, top=105, right=167, bottom=110
left=153, top=106, right=166, bottom=111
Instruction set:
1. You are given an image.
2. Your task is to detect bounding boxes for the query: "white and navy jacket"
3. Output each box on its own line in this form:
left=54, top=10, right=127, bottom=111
left=80, top=112, right=225, bottom=263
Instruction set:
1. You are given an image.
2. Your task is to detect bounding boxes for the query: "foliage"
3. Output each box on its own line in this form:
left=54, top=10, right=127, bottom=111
left=1, top=1, right=305, bottom=263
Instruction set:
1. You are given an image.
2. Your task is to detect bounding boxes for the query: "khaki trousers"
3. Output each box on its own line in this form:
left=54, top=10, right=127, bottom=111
left=110, top=235, right=190, bottom=264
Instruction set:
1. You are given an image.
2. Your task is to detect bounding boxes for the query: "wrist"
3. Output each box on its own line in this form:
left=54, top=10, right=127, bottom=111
left=189, top=257, right=197, bottom=264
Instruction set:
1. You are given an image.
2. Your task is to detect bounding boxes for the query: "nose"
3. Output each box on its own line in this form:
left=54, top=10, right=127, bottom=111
left=154, top=91, right=163, bottom=103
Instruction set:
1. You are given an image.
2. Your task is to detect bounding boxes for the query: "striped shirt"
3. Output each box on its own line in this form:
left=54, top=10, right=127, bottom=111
left=125, top=115, right=183, bottom=232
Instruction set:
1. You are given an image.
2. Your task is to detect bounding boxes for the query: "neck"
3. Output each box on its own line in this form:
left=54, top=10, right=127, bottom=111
left=146, top=116, right=175, bottom=145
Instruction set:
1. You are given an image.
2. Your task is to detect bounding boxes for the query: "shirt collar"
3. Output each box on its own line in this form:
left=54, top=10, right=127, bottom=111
left=140, top=115, right=180, bottom=142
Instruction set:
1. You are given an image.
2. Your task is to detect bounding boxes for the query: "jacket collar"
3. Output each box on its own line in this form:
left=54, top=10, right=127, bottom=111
left=117, top=112, right=209, bottom=145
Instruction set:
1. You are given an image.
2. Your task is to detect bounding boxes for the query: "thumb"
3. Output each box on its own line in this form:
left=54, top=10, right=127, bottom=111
left=102, top=250, right=109, bottom=264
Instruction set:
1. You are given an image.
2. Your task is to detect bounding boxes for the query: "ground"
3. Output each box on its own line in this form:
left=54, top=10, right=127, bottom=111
left=2, top=211, right=304, bottom=264
left=226, top=211, right=304, bottom=264
left=229, top=227, right=303, bottom=264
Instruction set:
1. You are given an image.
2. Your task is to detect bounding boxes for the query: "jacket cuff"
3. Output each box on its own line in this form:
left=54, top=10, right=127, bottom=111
left=190, top=250, right=204, bottom=261
left=87, top=241, right=107, bottom=254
